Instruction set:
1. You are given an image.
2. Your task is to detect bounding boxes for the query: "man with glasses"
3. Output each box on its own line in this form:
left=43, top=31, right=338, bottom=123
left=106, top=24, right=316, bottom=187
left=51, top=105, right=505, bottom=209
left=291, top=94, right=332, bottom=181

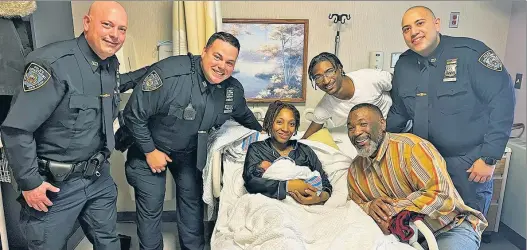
left=302, top=52, right=393, bottom=139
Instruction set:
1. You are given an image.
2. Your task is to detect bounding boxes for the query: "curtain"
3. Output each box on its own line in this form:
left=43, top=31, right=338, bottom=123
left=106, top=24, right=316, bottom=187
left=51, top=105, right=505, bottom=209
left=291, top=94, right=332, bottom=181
left=172, top=1, right=222, bottom=56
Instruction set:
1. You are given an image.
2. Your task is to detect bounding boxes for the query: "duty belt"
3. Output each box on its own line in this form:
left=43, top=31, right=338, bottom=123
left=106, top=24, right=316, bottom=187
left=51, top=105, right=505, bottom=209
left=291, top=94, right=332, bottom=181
left=37, top=152, right=106, bottom=182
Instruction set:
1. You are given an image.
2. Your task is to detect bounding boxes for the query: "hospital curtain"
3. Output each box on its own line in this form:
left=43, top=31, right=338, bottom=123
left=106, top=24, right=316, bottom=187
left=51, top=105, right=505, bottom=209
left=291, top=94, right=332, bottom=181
left=172, top=1, right=222, bottom=56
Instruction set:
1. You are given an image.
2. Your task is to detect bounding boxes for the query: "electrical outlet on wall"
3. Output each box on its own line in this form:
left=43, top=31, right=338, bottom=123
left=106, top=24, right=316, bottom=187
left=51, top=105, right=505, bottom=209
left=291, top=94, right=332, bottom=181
left=515, top=73, right=523, bottom=89
left=449, top=12, right=460, bottom=28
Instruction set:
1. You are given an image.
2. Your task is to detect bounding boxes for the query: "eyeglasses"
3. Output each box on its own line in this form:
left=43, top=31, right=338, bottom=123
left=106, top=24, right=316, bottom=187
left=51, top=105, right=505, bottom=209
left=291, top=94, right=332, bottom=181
left=313, top=68, right=337, bottom=84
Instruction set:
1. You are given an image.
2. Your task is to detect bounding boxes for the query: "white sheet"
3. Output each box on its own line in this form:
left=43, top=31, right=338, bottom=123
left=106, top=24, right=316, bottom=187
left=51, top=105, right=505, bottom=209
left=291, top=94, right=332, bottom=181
left=202, top=120, right=259, bottom=220
left=211, top=139, right=414, bottom=249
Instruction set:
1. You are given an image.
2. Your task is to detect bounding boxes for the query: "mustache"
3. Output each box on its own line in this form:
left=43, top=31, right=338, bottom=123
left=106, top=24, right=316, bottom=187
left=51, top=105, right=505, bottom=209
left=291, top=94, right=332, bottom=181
left=352, top=134, right=370, bottom=143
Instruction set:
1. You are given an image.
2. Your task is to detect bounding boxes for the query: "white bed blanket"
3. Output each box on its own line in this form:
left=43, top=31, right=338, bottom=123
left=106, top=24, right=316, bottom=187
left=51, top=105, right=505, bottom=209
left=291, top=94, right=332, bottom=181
left=211, top=140, right=414, bottom=250
left=202, top=120, right=259, bottom=220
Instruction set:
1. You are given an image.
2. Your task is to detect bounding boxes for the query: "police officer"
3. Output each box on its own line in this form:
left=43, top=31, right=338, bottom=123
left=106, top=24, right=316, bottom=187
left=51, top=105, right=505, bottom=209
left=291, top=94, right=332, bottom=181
left=0, top=2, right=128, bottom=249
left=123, top=32, right=262, bottom=250
left=387, top=6, right=515, bottom=223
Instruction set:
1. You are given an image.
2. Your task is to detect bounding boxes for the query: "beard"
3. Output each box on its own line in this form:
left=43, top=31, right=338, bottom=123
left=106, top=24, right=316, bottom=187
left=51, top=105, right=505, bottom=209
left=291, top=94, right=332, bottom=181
left=356, top=139, right=380, bottom=157
left=352, top=130, right=384, bottom=157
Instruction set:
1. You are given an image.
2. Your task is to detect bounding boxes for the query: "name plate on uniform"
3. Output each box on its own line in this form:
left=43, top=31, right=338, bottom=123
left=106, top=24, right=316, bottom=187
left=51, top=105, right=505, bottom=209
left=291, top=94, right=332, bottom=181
left=223, top=104, right=233, bottom=114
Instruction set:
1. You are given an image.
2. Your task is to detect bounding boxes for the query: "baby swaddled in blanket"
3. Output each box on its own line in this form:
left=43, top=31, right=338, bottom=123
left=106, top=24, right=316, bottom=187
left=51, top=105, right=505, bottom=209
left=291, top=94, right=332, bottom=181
left=260, top=158, right=323, bottom=196
left=243, top=101, right=332, bottom=205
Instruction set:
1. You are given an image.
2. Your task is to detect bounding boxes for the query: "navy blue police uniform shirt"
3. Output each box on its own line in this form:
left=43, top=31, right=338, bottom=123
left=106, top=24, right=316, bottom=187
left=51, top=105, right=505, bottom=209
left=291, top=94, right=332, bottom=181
left=123, top=55, right=262, bottom=155
left=387, top=34, right=515, bottom=160
left=1, top=34, right=121, bottom=191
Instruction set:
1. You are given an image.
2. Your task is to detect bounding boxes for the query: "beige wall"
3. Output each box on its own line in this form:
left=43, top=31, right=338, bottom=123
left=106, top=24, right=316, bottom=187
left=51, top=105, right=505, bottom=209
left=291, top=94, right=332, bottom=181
left=503, top=1, right=526, bottom=137
left=501, top=1, right=526, bottom=238
left=71, top=1, right=513, bottom=212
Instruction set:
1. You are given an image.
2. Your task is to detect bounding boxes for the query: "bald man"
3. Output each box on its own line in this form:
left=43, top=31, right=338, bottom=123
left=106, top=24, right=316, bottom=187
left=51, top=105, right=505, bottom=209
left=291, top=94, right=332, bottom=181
left=1, top=1, right=128, bottom=249
left=387, top=5, right=515, bottom=245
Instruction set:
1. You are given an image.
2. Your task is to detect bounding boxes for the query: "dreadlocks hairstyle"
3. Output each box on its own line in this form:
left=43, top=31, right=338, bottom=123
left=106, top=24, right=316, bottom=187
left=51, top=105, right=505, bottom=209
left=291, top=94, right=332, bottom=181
left=307, top=52, right=346, bottom=90
left=262, top=100, right=301, bottom=135
left=307, top=52, right=345, bottom=84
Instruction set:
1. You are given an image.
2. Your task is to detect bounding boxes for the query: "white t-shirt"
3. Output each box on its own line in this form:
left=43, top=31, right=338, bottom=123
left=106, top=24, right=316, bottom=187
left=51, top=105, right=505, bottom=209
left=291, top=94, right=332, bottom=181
left=312, top=69, right=393, bottom=128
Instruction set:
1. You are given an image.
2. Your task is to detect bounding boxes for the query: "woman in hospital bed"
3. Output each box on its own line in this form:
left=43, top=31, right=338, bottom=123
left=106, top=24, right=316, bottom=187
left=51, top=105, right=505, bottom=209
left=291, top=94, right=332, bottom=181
left=242, top=100, right=333, bottom=205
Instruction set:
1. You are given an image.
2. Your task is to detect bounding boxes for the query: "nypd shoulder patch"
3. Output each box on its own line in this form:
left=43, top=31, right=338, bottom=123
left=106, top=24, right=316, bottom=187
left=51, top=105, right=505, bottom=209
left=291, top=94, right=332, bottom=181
left=23, top=63, right=51, bottom=92
left=141, top=70, right=163, bottom=92
left=478, top=50, right=503, bottom=72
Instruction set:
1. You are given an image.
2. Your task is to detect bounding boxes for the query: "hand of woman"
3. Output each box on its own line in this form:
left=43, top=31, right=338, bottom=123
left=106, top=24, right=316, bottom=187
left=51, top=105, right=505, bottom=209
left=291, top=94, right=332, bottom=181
left=260, top=160, right=272, bottom=170
left=289, top=189, right=329, bottom=205
left=287, top=179, right=316, bottom=196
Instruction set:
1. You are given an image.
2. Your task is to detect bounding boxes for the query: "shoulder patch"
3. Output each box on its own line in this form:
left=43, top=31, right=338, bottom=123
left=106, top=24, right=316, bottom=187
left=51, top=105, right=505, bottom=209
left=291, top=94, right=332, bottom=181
left=478, top=50, right=503, bottom=72
left=23, top=63, right=51, bottom=92
left=141, top=70, right=163, bottom=91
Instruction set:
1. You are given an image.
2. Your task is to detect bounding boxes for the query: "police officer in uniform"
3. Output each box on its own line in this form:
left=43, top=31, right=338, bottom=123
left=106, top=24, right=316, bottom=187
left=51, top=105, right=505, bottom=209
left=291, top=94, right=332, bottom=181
left=122, top=32, right=262, bottom=250
left=387, top=5, right=515, bottom=231
left=0, top=2, right=128, bottom=249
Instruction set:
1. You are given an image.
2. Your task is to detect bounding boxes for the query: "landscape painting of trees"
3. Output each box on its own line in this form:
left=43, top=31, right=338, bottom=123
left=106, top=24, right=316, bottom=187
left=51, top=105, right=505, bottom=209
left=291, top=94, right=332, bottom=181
left=222, top=19, right=308, bottom=103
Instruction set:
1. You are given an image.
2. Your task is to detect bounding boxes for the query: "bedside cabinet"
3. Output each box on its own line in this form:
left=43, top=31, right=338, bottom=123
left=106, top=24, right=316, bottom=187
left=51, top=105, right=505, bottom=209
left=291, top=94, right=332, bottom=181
left=485, top=147, right=512, bottom=232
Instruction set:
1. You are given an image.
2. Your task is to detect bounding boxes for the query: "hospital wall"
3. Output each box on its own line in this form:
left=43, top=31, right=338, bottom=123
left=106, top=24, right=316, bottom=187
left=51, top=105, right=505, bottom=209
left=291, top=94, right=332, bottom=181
left=502, top=1, right=526, bottom=239
left=504, top=1, right=526, bottom=136
left=71, top=1, right=514, bottom=213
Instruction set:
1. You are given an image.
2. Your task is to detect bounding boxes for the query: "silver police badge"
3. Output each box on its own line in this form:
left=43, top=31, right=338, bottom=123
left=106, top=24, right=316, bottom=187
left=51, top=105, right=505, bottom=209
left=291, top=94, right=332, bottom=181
left=183, top=103, right=196, bottom=120
left=443, top=58, right=457, bottom=82
left=225, top=87, right=234, bottom=102
left=478, top=50, right=503, bottom=72
left=141, top=70, right=163, bottom=91
left=23, top=63, right=51, bottom=92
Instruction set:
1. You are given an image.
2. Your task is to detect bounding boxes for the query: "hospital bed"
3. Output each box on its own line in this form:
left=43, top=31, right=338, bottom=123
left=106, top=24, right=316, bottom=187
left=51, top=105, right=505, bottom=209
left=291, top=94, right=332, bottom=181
left=205, top=122, right=438, bottom=250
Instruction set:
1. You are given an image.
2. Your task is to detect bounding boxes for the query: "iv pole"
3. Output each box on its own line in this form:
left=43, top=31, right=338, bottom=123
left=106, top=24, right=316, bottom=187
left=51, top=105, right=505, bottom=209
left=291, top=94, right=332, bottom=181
left=328, top=14, right=351, bottom=57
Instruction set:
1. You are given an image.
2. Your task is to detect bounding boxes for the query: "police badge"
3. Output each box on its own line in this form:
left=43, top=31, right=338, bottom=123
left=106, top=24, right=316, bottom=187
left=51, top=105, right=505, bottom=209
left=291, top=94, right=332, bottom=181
left=443, top=58, right=457, bottom=82
left=23, top=63, right=51, bottom=92
left=479, top=50, right=503, bottom=72
left=183, top=103, right=196, bottom=120
left=225, top=87, right=234, bottom=102
left=141, top=70, right=163, bottom=91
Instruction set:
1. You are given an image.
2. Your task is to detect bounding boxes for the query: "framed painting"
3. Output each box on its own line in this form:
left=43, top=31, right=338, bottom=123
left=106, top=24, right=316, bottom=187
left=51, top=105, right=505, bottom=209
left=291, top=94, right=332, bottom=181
left=222, top=18, right=308, bottom=103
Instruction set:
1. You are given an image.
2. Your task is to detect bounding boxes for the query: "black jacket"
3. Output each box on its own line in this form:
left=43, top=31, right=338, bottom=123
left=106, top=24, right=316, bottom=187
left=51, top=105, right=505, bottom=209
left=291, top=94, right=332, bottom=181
left=243, top=139, right=332, bottom=200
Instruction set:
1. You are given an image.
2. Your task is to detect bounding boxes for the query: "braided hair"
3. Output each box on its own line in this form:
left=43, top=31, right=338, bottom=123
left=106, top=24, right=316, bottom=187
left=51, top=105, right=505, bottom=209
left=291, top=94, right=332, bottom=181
left=307, top=52, right=345, bottom=82
left=262, top=101, right=301, bottom=135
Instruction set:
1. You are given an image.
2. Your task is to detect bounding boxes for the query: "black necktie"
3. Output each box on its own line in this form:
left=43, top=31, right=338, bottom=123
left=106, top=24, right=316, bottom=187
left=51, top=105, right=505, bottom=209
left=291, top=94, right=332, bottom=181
left=413, top=61, right=429, bottom=140
left=100, top=63, right=115, bottom=150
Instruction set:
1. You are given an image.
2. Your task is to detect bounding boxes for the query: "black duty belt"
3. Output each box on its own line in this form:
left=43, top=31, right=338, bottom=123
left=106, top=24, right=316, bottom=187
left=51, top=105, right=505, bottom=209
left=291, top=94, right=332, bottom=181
left=37, top=152, right=106, bottom=182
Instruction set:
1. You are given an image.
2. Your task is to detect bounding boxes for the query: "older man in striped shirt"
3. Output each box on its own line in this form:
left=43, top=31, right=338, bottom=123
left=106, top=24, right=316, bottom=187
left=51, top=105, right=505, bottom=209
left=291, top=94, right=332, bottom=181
left=346, top=103, right=487, bottom=250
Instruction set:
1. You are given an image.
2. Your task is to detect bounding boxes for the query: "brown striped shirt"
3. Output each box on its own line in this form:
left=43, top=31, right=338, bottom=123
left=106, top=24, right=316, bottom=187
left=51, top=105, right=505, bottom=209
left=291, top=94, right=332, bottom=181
left=347, top=132, right=487, bottom=236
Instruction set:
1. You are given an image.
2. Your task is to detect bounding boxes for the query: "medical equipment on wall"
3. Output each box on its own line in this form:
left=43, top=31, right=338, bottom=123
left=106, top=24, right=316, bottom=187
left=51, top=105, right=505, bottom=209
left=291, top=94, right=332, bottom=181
left=328, top=13, right=351, bottom=57
left=157, top=41, right=173, bottom=61
left=369, top=51, right=384, bottom=70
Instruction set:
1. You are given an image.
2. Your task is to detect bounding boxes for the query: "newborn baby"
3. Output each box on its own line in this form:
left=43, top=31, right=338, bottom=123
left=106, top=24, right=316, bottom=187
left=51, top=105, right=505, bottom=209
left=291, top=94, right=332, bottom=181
left=260, top=157, right=323, bottom=196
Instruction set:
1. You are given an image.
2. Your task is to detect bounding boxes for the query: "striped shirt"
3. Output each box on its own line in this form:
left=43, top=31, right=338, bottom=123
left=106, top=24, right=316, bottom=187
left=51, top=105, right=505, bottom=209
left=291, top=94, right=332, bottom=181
left=347, top=132, right=488, bottom=236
